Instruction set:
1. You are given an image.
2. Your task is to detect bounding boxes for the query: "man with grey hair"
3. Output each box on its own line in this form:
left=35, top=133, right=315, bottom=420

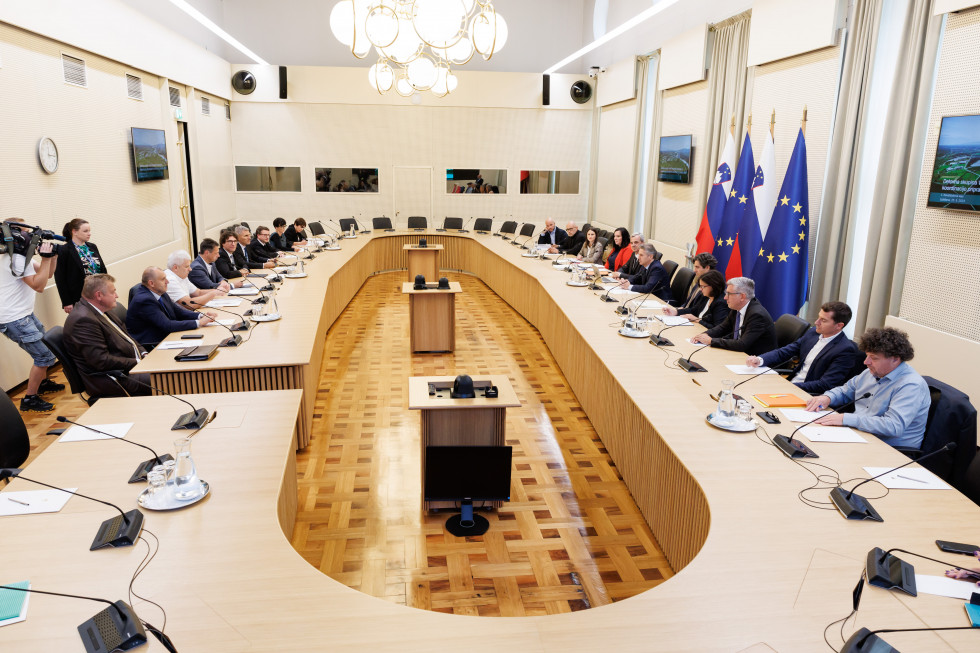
left=164, top=249, right=223, bottom=309
left=548, top=221, right=585, bottom=255
left=610, top=232, right=648, bottom=279
left=234, top=225, right=276, bottom=270
left=691, top=276, right=776, bottom=355
left=616, top=243, right=671, bottom=302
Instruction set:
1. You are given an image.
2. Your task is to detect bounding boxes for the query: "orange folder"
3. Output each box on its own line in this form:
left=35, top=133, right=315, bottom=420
left=753, top=393, right=807, bottom=408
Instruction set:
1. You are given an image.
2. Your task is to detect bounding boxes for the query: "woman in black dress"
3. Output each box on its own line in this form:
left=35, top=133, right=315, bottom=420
left=55, top=218, right=107, bottom=313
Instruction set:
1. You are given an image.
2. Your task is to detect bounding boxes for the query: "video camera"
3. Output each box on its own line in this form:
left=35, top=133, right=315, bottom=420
left=1, top=221, right=64, bottom=275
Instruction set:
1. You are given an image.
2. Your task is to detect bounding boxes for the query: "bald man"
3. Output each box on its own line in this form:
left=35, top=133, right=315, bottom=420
left=548, top=221, right=585, bottom=255
left=536, top=218, right=568, bottom=248
left=126, top=266, right=215, bottom=349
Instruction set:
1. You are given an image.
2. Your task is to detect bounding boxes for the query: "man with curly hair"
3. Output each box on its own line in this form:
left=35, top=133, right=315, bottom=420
left=804, top=327, right=930, bottom=449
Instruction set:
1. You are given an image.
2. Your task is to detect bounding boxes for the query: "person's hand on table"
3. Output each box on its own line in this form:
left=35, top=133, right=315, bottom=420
left=813, top=413, right=844, bottom=426
left=618, top=279, right=630, bottom=289
left=662, top=305, right=678, bottom=316
left=691, top=333, right=712, bottom=345
left=746, top=356, right=763, bottom=368
left=805, top=395, right=831, bottom=412
left=945, top=551, right=980, bottom=584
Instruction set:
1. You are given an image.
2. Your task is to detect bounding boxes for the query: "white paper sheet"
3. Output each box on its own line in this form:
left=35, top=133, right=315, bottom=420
left=862, top=467, right=951, bottom=490
left=608, top=287, right=634, bottom=296
left=228, top=288, right=259, bottom=296
left=205, top=299, right=242, bottom=308
left=725, top=365, right=776, bottom=376
left=215, top=319, right=242, bottom=327
left=0, top=583, right=30, bottom=627
left=687, top=339, right=709, bottom=347
left=0, top=489, right=76, bottom=516
left=780, top=408, right=831, bottom=423
left=156, top=341, right=195, bottom=350
left=656, top=315, right=691, bottom=326
left=799, top=425, right=867, bottom=443
left=58, top=422, right=133, bottom=443
left=914, top=575, right=978, bottom=600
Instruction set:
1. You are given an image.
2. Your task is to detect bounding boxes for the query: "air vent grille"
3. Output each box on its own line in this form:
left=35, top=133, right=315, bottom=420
left=126, top=74, right=143, bottom=100
left=169, top=87, right=181, bottom=107
left=62, top=54, right=86, bottom=87
left=225, top=102, right=231, bottom=120
left=201, top=96, right=210, bottom=115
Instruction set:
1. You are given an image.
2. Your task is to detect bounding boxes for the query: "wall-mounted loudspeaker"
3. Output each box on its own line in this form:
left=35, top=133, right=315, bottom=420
left=231, top=70, right=256, bottom=95
left=279, top=66, right=287, bottom=99
left=570, top=80, right=592, bottom=104
left=542, top=74, right=550, bottom=106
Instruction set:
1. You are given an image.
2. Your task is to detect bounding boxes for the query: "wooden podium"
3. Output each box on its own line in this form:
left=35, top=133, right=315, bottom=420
left=408, top=375, right=520, bottom=511
left=404, top=243, right=442, bottom=282
left=401, top=282, right=461, bottom=353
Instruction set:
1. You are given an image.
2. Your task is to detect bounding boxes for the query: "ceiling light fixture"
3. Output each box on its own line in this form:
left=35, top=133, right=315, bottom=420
left=329, top=0, right=507, bottom=97
left=166, top=0, right=269, bottom=65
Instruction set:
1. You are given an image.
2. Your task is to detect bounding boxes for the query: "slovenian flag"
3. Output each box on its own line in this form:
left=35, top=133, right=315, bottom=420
left=695, top=131, right=737, bottom=254
left=714, top=132, right=755, bottom=278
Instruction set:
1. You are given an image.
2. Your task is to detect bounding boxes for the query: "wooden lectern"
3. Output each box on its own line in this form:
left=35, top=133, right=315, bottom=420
left=404, top=243, right=443, bottom=282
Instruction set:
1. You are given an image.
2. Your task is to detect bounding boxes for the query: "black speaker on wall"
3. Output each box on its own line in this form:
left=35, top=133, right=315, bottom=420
left=279, top=66, right=287, bottom=99
left=542, top=74, right=550, bottom=106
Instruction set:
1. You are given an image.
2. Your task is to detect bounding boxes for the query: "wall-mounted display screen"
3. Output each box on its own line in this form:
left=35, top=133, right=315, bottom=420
left=657, top=135, right=693, bottom=184
left=519, top=170, right=580, bottom=194
left=131, top=128, right=168, bottom=182
left=446, top=169, right=506, bottom=194
left=235, top=166, right=302, bottom=192
left=928, top=115, right=980, bottom=212
left=315, top=167, right=379, bottom=192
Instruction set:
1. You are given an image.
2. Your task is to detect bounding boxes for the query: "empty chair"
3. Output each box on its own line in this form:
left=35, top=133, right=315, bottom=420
left=518, top=223, right=536, bottom=238
left=338, top=218, right=358, bottom=233
left=41, top=326, right=96, bottom=406
left=442, top=217, right=463, bottom=230
left=498, top=221, right=518, bottom=237
left=473, top=218, right=493, bottom=232
left=773, top=314, right=810, bottom=348
left=662, top=259, right=678, bottom=281
left=964, top=449, right=980, bottom=508
left=407, top=216, right=427, bottom=230
left=373, top=216, right=393, bottom=230
left=669, top=267, right=696, bottom=307
left=0, top=391, right=30, bottom=469
left=308, top=221, right=325, bottom=236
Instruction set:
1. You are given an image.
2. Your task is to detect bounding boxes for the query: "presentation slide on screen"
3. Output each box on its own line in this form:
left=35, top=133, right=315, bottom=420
left=658, top=135, right=692, bottom=183
left=928, top=114, right=980, bottom=212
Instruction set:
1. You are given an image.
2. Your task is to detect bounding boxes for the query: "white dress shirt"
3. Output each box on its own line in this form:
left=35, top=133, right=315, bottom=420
left=791, top=331, right=841, bottom=383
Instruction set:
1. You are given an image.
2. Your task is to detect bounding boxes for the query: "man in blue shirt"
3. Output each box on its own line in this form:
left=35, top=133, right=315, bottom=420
left=805, top=327, right=930, bottom=449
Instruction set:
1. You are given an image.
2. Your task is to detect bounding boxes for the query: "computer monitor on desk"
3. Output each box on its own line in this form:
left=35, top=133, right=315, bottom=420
left=424, top=445, right=512, bottom=536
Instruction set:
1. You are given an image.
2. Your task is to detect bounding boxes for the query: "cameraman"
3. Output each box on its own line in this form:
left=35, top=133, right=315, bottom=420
left=0, top=218, right=64, bottom=412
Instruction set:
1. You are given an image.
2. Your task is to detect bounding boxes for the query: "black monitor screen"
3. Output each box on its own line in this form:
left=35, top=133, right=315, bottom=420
left=424, top=446, right=512, bottom=502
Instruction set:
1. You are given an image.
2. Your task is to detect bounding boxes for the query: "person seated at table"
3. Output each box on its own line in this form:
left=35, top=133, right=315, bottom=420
left=677, top=253, right=718, bottom=309
left=189, top=238, right=242, bottom=291
left=234, top=226, right=277, bottom=270
left=616, top=243, right=671, bottom=302
left=127, top=266, right=215, bottom=349
left=63, top=274, right=150, bottom=398
left=662, top=269, right=728, bottom=329
left=285, top=217, right=309, bottom=247
left=270, top=217, right=302, bottom=252
left=576, top=228, right=604, bottom=265
left=604, top=227, right=632, bottom=273
left=537, top=218, right=567, bottom=248
left=610, top=233, right=648, bottom=279
left=804, top=327, right=930, bottom=450
left=247, top=225, right=283, bottom=263
left=216, top=230, right=248, bottom=280
left=548, top=221, right=584, bottom=255
left=164, top=250, right=223, bottom=310
left=691, top=276, right=777, bottom=355
left=745, top=301, right=859, bottom=395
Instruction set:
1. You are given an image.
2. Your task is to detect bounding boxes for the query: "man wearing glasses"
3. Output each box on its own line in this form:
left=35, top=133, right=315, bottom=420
left=691, top=276, right=776, bottom=355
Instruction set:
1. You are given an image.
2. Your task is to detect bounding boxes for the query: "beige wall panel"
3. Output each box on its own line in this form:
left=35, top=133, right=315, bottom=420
left=593, top=100, right=637, bottom=226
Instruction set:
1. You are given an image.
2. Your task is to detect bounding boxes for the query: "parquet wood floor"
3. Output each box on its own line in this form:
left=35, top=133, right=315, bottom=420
left=292, top=272, right=673, bottom=617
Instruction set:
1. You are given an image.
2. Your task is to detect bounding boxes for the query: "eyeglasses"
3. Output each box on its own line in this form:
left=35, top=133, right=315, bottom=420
left=724, top=291, right=744, bottom=297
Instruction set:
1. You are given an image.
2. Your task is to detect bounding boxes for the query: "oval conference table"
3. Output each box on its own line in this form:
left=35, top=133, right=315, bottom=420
left=3, top=230, right=979, bottom=652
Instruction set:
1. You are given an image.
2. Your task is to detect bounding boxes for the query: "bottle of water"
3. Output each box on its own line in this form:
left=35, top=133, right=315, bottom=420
left=716, top=379, right=736, bottom=426
left=173, top=437, right=201, bottom=501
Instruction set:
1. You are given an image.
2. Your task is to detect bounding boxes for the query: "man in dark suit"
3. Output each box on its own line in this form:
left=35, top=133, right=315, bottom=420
left=284, top=218, right=309, bottom=247
left=271, top=217, right=301, bottom=252
left=247, top=225, right=282, bottom=263
left=536, top=219, right=568, bottom=247
left=617, top=243, right=671, bottom=302
left=63, top=274, right=150, bottom=397
left=746, top=301, right=859, bottom=395
left=189, top=238, right=241, bottom=290
left=692, top=276, right=777, bottom=356
left=235, top=226, right=276, bottom=269
left=678, top=252, right=717, bottom=308
left=610, top=233, right=647, bottom=279
left=216, top=230, right=248, bottom=280
left=548, top=221, right=585, bottom=256
left=126, top=266, right=215, bottom=349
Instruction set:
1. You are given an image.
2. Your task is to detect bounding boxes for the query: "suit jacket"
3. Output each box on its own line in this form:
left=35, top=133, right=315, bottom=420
left=215, top=249, right=244, bottom=279
left=188, top=256, right=226, bottom=290
left=760, top=328, right=859, bottom=394
left=622, top=261, right=671, bottom=302
left=235, top=243, right=257, bottom=269
left=558, top=230, right=586, bottom=255
left=270, top=231, right=292, bottom=251
left=64, top=299, right=147, bottom=397
left=704, top=298, right=777, bottom=356
left=247, top=239, right=278, bottom=263
left=679, top=295, right=728, bottom=330
left=126, top=284, right=200, bottom=349
left=284, top=225, right=307, bottom=245
left=618, top=253, right=641, bottom=277
left=54, top=241, right=107, bottom=308
left=537, top=227, right=568, bottom=247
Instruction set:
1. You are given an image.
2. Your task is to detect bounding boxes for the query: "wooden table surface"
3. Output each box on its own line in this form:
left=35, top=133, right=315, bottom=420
left=5, top=232, right=979, bottom=652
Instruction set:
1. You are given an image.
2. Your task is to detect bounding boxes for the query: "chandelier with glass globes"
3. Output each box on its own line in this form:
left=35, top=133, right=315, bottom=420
left=329, top=0, right=508, bottom=97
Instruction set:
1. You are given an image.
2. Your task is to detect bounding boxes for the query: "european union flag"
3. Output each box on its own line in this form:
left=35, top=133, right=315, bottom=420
left=755, top=128, right=809, bottom=318
left=713, top=133, right=754, bottom=278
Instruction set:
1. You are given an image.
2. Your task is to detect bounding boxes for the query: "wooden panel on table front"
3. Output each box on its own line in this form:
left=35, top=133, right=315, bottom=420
left=409, top=292, right=456, bottom=352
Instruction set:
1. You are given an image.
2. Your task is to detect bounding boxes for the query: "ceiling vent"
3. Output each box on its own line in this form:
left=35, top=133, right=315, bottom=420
left=62, top=54, right=86, bottom=87
left=169, top=87, right=181, bottom=107
left=201, top=96, right=210, bottom=116
left=126, top=74, right=143, bottom=100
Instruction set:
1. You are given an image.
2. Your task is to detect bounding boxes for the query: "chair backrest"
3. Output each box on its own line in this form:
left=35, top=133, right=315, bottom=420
left=670, top=267, right=695, bottom=304
left=519, top=223, right=536, bottom=237
left=774, top=314, right=810, bottom=349
left=473, top=218, right=492, bottom=232
left=653, top=249, right=663, bottom=261
left=128, top=283, right=141, bottom=307
left=964, top=449, right=980, bottom=507
left=40, top=326, right=89, bottom=398
left=662, top=259, right=678, bottom=281
left=596, top=236, right=609, bottom=251
left=407, top=216, right=427, bottom=229
left=499, top=221, right=517, bottom=234
left=0, top=391, right=29, bottom=468
left=308, top=221, right=325, bottom=236
left=916, top=376, right=978, bottom=489
left=338, top=218, right=357, bottom=232
left=373, top=217, right=393, bottom=230
left=239, top=221, right=249, bottom=230
left=443, top=217, right=463, bottom=230
left=108, top=302, right=127, bottom=325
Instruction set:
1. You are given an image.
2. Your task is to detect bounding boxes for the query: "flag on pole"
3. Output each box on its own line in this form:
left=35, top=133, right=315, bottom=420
left=739, top=129, right=776, bottom=278
left=755, top=127, right=809, bottom=318
left=713, top=132, right=755, bottom=278
left=695, top=131, right=737, bottom=254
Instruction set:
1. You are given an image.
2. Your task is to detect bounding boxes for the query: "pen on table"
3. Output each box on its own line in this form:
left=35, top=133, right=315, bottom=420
left=6, top=497, right=30, bottom=506
left=896, top=474, right=927, bottom=484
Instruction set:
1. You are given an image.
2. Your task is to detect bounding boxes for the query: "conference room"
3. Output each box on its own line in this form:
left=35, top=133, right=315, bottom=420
left=2, top=1, right=980, bottom=651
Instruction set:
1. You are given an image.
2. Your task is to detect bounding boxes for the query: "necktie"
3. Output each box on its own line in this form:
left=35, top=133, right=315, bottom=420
left=103, top=312, right=143, bottom=360
left=733, top=312, right=741, bottom=339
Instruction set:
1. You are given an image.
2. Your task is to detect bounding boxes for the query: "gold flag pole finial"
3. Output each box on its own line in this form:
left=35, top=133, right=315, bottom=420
left=802, top=105, right=808, bottom=137
left=746, top=113, right=752, bottom=136
left=730, top=113, right=736, bottom=134
left=770, top=109, right=776, bottom=137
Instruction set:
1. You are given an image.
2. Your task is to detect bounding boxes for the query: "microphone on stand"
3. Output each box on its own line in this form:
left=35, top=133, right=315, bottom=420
left=55, top=416, right=171, bottom=484
left=242, top=278, right=269, bottom=305
left=324, top=219, right=344, bottom=238
left=677, top=341, right=709, bottom=372
left=105, top=371, right=212, bottom=431
left=649, top=320, right=688, bottom=347
left=354, top=215, right=371, bottom=234
left=0, top=468, right=144, bottom=550
left=458, top=217, right=474, bottom=233
left=191, top=308, right=242, bottom=347
left=773, top=392, right=872, bottom=459
left=598, top=281, right=620, bottom=303
left=830, top=442, right=956, bottom=523
left=841, top=625, right=977, bottom=653
left=619, top=291, right=654, bottom=337
left=512, top=229, right=533, bottom=248
left=732, top=365, right=792, bottom=391
left=203, top=304, right=249, bottom=332
left=865, top=545, right=980, bottom=596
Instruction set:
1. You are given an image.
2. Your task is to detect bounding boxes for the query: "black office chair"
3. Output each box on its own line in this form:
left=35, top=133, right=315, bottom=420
left=239, top=221, right=249, bottom=230
left=518, top=223, right=536, bottom=238
left=661, top=259, right=678, bottom=282
left=963, top=450, right=980, bottom=508
left=774, top=314, right=810, bottom=348
left=473, top=218, right=493, bottom=233
left=338, top=218, right=357, bottom=233
left=0, top=391, right=30, bottom=470
left=407, top=216, right=427, bottom=231
left=41, top=326, right=96, bottom=406
left=668, top=267, right=695, bottom=307
left=653, top=249, right=664, bottom=262
left=442, top=217, right=463, bottom=231
left=128, top=283, right=141, bottom=307
left=498, top=221, right=518, bottom=239
left=373, top=217, right=394, bottom=230
left=308, top=221, right=325, bottom=236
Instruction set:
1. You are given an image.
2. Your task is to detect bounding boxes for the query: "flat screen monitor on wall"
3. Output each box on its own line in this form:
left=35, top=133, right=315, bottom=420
left=927, top=114, right=980, bottom=212
left=131, top=128, right=169, bottom=182
left=657, top=134, right=693, bottom=184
